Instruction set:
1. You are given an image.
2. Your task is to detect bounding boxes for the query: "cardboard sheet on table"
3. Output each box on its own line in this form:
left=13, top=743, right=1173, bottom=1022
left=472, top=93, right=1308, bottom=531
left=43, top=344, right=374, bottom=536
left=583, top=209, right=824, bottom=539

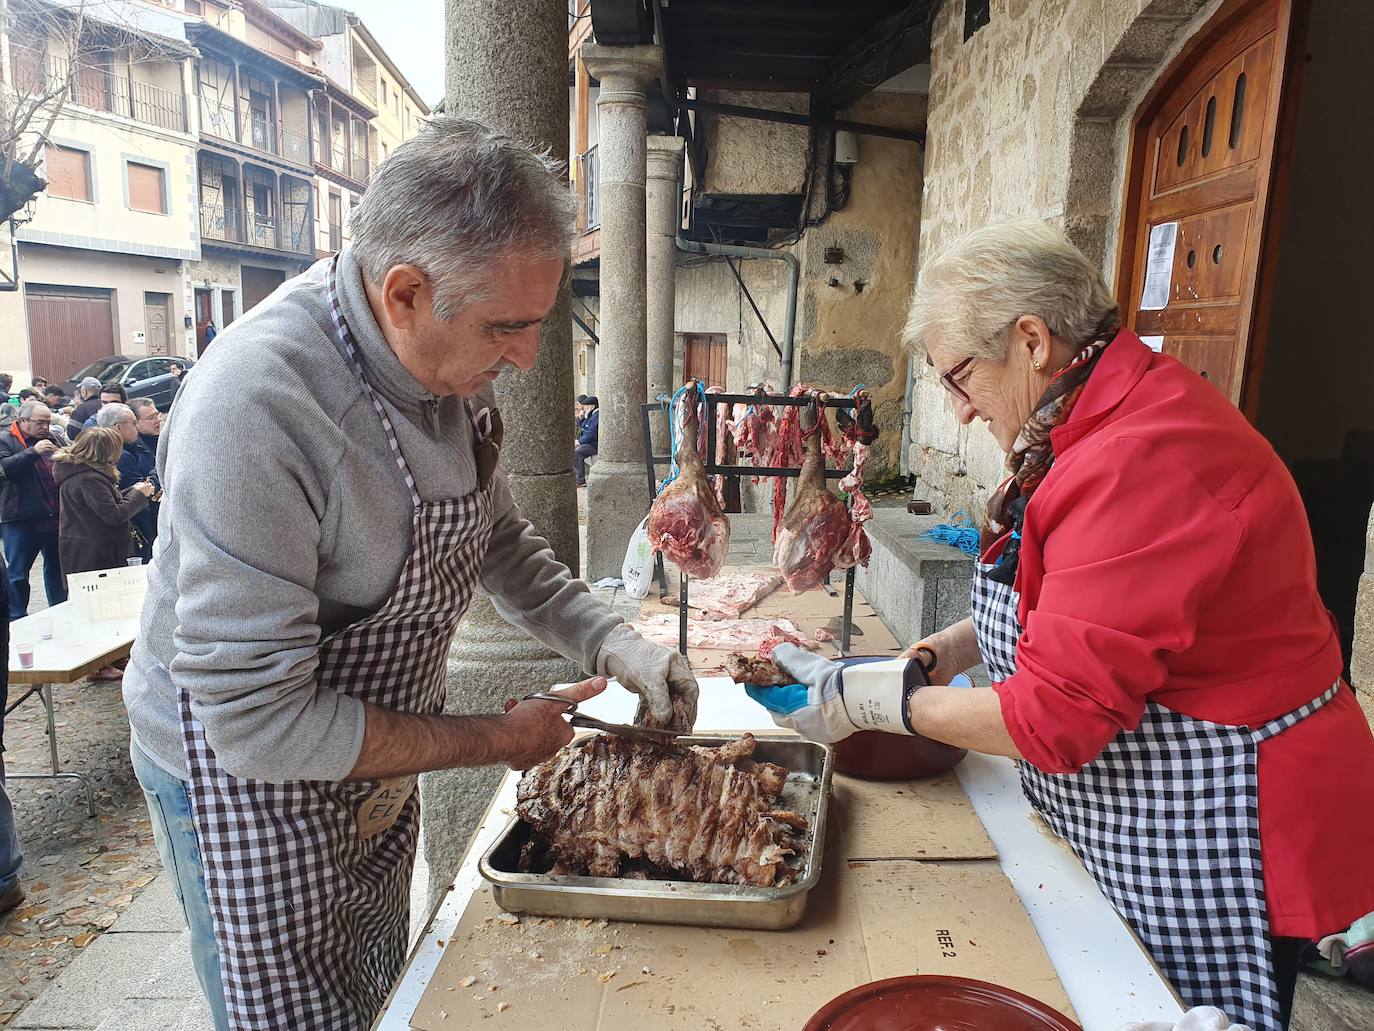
left=410, top=816, right=1069, bottom=1030
left=832, top=770, right=996, bottom=861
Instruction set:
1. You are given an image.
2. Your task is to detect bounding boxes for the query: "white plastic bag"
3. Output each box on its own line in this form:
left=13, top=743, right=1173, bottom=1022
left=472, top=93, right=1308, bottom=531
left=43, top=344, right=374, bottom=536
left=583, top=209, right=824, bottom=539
left=621, top=515, right=656, bottom=600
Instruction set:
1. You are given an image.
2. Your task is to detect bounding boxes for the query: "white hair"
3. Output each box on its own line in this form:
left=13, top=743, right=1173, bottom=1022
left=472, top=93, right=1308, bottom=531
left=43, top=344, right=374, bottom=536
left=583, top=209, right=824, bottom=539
left=95, top=402, right=134, bottom=428
left=16, top=400, right=48, bottom=422
left=904, top=219, right=1120, bottom=361
left=349, top=115, right=576, bottom=320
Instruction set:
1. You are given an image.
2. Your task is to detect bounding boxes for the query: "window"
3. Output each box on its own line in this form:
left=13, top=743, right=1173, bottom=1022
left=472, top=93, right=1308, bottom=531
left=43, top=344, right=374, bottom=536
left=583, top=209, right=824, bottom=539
left=45, top=144, right=92, bottom=202
left=404, top=106, right=410, bottom=133
left=126, top=161, right=167, bottom=213
left=382, top=141, right=388, bottom=159
left=393, top=92, right=399, bottom=117
left=185, top=0, right=202, bottom=13
left=380, top=78, right=387, bottom=104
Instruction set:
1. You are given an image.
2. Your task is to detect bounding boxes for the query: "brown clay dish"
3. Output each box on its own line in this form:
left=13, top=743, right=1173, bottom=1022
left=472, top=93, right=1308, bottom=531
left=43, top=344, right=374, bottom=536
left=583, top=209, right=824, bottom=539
left=803, top=974, right=1083, bottom=1031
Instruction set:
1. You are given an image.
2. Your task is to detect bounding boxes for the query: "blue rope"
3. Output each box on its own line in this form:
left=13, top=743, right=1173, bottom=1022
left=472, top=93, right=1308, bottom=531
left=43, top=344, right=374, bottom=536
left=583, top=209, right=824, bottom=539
left=657, top=382, right=704, bottom=494
left=919, top=511, right=983, bottom=558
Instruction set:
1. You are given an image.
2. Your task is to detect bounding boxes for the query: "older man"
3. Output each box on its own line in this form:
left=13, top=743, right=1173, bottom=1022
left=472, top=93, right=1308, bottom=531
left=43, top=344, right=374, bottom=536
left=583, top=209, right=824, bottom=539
left=68, top=377, right=103, bottom=429
left=123, top=117, right=698, bottom=1030
left=115, top=399, right=161, bottom=562
left=0, top=402, right=64, bottom=618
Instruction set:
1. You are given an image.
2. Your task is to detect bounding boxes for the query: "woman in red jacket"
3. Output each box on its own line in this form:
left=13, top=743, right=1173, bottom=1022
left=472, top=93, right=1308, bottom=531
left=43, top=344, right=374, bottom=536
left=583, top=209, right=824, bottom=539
left=754, top=221, right=1374, bottom=1031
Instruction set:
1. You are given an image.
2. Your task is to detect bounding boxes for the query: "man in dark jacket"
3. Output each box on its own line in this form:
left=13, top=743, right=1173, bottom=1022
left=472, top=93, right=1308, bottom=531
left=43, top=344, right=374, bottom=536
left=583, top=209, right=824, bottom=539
left=68, top=378, right=103, bottom=430
left=572, top=395, right=598, bottom=487
left=117, top=399, right=162, bottom=562
left=0, top=401, right=65, bottom=618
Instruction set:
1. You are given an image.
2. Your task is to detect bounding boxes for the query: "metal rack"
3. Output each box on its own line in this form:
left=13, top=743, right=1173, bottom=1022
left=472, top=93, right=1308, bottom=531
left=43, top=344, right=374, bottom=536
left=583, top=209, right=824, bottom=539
left=641, top=391, right=863, bottom=655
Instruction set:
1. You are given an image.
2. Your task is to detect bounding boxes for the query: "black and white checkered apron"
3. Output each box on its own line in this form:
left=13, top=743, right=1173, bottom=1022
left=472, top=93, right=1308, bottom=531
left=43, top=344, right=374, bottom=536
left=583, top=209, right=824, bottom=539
left=178, top=259, right=494, bottom=1029
left=971, top=556, right=1338, bottom=1031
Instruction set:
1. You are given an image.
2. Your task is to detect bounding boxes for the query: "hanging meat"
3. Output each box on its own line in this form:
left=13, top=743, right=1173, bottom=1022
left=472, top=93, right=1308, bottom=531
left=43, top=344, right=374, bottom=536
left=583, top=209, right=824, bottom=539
left=772, top=394, right=864, bottom=592
left=516, top=733, right=808, bottom=887
left=732, top=385, right=778, bottom=483
left=646, top=382, right=731, bottom=579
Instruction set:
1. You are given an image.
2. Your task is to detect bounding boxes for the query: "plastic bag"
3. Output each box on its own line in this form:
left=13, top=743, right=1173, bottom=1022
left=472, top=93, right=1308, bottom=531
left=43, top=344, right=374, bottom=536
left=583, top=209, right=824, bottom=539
left=622, top=515, right=656, bottom=600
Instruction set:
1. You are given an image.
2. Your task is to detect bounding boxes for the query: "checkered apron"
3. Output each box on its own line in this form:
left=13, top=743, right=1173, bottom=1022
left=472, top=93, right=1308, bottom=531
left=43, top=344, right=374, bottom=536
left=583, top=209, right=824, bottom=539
left=178, top=259, right=494, bottom=1029
left=971, top=557, right=1337, bottom=1031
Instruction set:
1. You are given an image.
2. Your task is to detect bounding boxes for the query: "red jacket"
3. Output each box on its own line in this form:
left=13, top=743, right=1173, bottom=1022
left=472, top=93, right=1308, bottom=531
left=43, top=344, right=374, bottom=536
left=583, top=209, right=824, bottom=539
left=992, top=329, right=1374, bottom=938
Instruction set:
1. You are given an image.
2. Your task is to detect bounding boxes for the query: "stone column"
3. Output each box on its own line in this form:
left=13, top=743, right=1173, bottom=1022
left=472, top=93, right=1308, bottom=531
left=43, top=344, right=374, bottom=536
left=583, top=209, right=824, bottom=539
left=645, top=135, right=684, bottom=434
left=423, top=0, right=582, bottom=908
left=582, top=43, right=662, bottom=580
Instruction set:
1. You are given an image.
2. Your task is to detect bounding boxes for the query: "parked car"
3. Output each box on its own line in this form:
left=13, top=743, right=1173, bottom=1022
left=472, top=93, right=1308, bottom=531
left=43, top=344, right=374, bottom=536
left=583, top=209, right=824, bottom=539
left=60, top=355, right=195, bottom=413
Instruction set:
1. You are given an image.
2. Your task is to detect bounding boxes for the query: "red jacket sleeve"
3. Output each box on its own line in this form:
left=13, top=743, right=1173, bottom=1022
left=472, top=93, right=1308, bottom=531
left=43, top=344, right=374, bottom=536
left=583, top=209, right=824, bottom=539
left=994, top=435, right=1245, bottom=773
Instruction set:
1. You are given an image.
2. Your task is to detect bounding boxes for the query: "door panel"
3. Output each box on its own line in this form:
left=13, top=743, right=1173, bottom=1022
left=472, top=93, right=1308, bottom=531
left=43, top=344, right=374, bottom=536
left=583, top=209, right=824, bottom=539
left=1119, top=0, right=1295, bottom=408
left=25, top=286, right=116, bottom=382
left=144, top=293, right=171, bottom=356
left=683, top=333, right=727, bottom=387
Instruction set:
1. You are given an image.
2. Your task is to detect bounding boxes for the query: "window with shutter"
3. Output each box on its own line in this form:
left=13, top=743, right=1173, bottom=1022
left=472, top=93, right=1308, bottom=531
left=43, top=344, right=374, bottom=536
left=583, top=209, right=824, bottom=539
left=127, top=162, right=166, bottom=213
left=46, top=145, right=91, bottom=202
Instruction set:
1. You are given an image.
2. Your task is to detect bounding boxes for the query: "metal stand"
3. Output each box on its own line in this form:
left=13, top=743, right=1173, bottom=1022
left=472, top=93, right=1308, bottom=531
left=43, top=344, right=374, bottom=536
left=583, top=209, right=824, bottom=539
left=5, top=682, right=97, bottom=816
left=679, top=572, right=689, bottom=656
left=640, top=400, right=673, bottom=597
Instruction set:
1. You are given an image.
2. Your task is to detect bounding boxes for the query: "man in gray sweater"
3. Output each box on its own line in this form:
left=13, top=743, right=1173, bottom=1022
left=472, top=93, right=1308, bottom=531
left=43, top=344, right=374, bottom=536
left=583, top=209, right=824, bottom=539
left=123, top=117, right=698, bottom=1031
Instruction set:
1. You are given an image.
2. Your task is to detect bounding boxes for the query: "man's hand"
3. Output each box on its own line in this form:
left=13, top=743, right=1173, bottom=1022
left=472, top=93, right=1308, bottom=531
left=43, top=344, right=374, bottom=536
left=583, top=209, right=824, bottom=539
left=497, top=677, right=606, bottom=770
left=33, top=440, right=56, bottom=456
left=595, top=624, right=699, bottom=731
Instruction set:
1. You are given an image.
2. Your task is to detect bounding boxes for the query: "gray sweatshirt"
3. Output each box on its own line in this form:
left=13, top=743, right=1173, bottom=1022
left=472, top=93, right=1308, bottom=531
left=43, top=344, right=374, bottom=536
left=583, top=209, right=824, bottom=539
left=123, top=248, right=621, bottom=782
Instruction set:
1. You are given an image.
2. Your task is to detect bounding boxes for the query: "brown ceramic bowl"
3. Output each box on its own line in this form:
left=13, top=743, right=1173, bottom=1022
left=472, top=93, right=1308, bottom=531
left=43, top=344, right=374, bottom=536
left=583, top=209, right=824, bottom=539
left=803, top=974, right=1083, bottom=1031
left=832, top=730, right=967, bottom=781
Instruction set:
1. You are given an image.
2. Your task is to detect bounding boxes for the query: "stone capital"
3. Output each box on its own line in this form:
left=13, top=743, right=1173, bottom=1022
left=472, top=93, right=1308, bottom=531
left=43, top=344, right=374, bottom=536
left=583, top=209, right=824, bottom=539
left=582, top=43, right=662, bottom=90
left=645, top=134, right=685, bottom=182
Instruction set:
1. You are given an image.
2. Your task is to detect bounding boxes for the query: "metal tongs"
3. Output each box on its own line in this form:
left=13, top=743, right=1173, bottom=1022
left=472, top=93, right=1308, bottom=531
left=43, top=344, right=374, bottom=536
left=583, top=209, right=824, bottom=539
left=522, top=692, right=681, bottom=746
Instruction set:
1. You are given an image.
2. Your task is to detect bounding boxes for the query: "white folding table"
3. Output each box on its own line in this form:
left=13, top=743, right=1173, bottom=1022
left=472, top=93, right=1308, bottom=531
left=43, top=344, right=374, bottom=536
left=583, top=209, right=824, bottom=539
left=6, top=601, right=142, bottom=816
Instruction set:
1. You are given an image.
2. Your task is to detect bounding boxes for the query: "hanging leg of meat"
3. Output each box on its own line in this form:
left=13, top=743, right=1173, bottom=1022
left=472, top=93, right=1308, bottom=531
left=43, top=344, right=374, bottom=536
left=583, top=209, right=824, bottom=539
left=516, top=734, right=807, bottom=886
left=773, top=400, right=854, bottom=592
left=647, top=383, right=731, bottom=579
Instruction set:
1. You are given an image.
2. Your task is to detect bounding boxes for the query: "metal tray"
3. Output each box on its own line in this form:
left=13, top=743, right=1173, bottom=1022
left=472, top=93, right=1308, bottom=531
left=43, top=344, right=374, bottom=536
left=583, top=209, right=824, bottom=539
left=479, top=735, right=834, bottom=931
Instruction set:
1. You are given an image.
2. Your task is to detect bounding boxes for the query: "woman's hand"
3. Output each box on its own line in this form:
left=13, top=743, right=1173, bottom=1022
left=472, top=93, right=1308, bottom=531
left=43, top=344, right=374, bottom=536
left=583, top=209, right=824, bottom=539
left=132, top=481, right=156, bottom=498
left=900, top=617, right=980, bottom=684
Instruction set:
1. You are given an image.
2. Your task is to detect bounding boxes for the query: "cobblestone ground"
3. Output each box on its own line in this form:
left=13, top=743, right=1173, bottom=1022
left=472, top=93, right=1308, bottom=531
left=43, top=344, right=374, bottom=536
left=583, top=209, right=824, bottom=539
left=0, top=557, right=162, bottom=1025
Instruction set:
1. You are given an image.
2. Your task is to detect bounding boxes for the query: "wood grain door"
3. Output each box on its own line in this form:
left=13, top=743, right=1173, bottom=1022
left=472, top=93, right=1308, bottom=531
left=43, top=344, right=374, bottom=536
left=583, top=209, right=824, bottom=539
left=144, top=293, right=171, bottom=356
left=683, top=333, right=727, bottom=387
left=25, top=286, right=116, bottom=381
left=1117, top=0, right=1299, bottom=404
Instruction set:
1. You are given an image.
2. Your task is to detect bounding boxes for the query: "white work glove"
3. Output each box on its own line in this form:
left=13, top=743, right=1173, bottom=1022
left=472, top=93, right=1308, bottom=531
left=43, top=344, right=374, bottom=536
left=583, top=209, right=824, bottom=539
left=1117, top=1006, right=1253, bottom=1031
left=594, top=624, right=699, bottom=731
left=743, top=646, right=927, bottom=744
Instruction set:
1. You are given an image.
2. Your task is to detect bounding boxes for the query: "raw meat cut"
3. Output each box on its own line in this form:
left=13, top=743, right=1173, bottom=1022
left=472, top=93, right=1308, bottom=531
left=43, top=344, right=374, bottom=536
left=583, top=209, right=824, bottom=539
left=629, top=614, right=809, bottom=653
left=732, top=387, right=778, bottom=483
left=757, top=621, right=821, bottom=660
left=516, top=733, right=808, bottom=886
left=773, top=397, right=861, bottom=592
left=725, top=653, right=791, bottom=686
left=686, top=571, right=783, bottom=620
left=646, top=383, right=731, bottom=579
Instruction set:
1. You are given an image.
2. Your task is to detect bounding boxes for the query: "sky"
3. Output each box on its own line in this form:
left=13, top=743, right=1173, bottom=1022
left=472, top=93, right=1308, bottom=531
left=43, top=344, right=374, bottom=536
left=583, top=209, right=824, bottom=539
left=339, top=0, right=446, bottom=108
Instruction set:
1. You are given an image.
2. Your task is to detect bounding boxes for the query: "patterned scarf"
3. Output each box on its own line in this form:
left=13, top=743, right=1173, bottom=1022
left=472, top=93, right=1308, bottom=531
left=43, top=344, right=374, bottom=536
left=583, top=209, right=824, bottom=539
left=982, top=330, right=1116, bottom=585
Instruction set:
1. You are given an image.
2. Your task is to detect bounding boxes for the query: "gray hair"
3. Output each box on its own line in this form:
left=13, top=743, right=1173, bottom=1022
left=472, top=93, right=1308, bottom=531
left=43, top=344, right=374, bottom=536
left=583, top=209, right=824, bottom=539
left=80, top=377, right=101, bottom=393
left=95, top=402, right=134, bottom=428
left=904, top=219, right=1119, bottom=361
left=128, top=397, right=157, bottom=419
left=16, top=400, right=48, bottom=422
left=349, top=115, right=576, bottom=320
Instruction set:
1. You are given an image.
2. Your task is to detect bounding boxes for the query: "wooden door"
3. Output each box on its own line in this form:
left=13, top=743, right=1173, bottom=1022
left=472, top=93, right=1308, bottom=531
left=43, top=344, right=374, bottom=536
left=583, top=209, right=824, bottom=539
left=683, top=333, right=727, bottom=387
left=194, top=288, right=213, bottom=351
left=25, top=286, right=116, bottom=381
left=144, top=293, right=171, bottom=356
left=1117, top=0, right=1299, bottom=405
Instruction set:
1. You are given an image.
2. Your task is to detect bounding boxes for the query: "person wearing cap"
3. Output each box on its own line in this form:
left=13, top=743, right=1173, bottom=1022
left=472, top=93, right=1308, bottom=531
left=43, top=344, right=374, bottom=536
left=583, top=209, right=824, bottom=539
left=573, top=394, right=598, bottom=487
left=69, top=377, right=104, bottom=430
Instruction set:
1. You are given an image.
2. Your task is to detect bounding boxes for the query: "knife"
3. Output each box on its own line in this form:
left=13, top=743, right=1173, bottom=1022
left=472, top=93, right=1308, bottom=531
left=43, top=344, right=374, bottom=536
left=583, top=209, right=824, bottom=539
left=521, top=691, right=682, bottom=746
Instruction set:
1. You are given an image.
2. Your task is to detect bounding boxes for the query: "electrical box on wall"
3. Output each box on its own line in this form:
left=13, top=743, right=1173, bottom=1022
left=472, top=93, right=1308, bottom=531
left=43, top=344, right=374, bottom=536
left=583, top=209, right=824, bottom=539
left=833, top=131, right=859, bottom=166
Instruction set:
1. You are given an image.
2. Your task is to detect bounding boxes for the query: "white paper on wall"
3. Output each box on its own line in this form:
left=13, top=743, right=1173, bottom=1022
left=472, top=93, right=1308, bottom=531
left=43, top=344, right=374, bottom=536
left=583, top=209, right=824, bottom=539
left=1140, top=335, right=1165, bottom=353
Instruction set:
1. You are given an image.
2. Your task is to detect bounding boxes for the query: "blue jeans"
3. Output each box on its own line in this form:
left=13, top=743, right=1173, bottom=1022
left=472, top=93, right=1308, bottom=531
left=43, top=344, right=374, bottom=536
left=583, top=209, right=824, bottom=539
left=2, top=521, right=65, bottom=620
left=130, top=739, right=229, bottom=1031
left=0, top=762, right=21, bottom=896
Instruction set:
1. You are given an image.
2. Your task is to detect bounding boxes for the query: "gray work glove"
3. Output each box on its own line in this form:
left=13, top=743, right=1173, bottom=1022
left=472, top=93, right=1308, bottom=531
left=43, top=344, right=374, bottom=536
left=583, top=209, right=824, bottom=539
left=1117, top=1007, right=1253, bottom=1031
left=594, top=624, right=699, bottom=732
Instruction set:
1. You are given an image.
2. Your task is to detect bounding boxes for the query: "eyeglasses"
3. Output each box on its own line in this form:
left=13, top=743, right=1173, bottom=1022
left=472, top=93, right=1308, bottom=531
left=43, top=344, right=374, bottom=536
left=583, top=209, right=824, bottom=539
left=931, top=355, right=976, bottom=404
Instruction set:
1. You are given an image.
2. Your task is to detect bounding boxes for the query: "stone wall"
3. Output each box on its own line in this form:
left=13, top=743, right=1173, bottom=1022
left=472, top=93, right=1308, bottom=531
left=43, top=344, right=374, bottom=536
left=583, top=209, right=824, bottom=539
left=909, top=0, right=1221, bottom=514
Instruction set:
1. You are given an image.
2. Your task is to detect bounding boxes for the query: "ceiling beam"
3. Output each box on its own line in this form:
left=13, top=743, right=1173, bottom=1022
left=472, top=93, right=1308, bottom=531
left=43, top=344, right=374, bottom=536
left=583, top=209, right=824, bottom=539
left=818, top=0, right=939, bottom=111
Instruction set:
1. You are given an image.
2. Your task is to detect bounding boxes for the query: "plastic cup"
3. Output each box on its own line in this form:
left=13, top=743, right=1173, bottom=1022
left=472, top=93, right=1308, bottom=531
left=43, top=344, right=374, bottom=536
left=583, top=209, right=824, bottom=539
left=15, top=638, right=34, bottom=669
left=126, top=557, right=144, bottom=567
left=34, top=615, right=52, bottom=641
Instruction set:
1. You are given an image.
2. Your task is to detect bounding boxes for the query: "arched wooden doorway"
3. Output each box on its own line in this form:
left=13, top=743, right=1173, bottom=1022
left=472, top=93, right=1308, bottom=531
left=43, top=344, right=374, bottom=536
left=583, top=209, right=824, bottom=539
left=1115, top=0, right=1305, bottom=411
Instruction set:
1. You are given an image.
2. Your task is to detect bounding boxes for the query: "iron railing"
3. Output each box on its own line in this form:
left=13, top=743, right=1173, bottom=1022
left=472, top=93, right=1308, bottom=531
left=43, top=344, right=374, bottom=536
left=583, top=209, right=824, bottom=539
left=15, top=49, right=186, bottom=133
left=324, top=141, right=369, bottom=182
left=199, top=202, right=312, bottom=255
left=579, top=145, right=599, bottom=229
left=197, top=92, right=312, bottom=166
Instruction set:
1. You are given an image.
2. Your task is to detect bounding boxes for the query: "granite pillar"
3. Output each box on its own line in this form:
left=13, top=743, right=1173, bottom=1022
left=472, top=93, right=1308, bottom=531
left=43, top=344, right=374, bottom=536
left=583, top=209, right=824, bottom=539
left=645, top=134, right=684, bottom=446
left=423, top=0, right=583, bottom=909
left=582, top=43, right=662, bottom=580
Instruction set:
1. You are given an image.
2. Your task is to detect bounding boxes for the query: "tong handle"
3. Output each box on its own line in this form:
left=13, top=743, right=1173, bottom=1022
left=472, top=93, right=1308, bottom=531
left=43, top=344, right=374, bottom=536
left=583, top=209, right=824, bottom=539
left=522, top=690, right=577, bottom=713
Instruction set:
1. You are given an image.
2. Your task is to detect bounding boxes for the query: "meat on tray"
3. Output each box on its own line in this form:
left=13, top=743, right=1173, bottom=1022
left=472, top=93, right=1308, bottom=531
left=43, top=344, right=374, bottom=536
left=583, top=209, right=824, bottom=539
left=628, top=613, right=812, bottom=653
left=516, top=733, right=808, bottom=886
left=686, top=571, right=784, bottom=620
left=646, top=382, right=731, bottom=579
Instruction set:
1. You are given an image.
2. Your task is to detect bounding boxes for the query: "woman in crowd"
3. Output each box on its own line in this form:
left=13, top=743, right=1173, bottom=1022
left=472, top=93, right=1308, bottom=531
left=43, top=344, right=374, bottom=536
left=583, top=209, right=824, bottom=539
left=751, top=220, right=1374, bottom=1031
left=53, top=427, right=155, bottom=578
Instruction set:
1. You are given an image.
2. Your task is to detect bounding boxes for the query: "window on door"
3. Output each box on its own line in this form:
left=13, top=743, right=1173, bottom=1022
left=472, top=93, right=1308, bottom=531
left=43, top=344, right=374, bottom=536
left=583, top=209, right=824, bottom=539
left=45, top=144, right=92, bottom=201
left=126, top=161, right=167, bottom=213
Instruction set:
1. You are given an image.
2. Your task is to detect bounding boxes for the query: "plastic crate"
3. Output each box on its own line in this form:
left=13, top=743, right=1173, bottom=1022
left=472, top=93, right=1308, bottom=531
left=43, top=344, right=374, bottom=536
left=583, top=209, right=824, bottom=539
left=67, top=565, right=148, bottom=622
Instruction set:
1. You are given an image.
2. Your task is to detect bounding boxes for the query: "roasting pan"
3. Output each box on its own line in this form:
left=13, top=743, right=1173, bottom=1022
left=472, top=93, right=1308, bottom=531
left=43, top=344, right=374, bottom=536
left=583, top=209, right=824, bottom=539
left=479, top=735, right=834, bottom=931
